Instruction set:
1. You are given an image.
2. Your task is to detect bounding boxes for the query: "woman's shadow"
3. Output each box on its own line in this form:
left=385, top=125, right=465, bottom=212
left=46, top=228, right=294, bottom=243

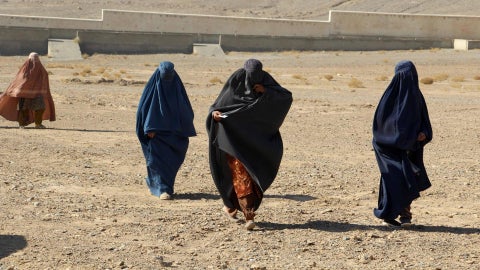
left=257, top=220, right=480, bottom=235
left=0, top=235, right=27, bottom=259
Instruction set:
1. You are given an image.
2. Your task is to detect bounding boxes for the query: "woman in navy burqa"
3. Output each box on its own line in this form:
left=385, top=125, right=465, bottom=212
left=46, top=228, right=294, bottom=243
left=136, top=61, right=196, bottom=200
left=372, top=60, right=433, bottom=227
left=207, top=59, right=292, bottom=230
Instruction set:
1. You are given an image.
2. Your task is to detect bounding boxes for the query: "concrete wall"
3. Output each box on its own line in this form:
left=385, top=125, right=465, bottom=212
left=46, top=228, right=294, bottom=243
left=1, top=9, right=480, bottom=55
left=101, top=10, right=331, bottom=37
left=330, top=11, right=480, bottom=40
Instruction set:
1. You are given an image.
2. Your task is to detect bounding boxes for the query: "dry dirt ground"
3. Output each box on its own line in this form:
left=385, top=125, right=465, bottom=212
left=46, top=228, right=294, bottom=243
left=1, top=2, right=480, bottom=270
left=2, top=0, right=480, bottom=20
left=1, top=48, right=480, bottom=269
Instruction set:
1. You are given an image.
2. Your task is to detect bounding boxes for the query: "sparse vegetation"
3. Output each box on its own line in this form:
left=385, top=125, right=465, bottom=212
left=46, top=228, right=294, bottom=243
left=348, top=78, right=364, bottom=88
left=451, top=76, right=465, bottom=82
left=46, top=63, right=75, bottom=69
left=375, top=75, right=388, bottom=81
left=96, top=67, right=106, bottom=74
left=433, top=73, right=449, bottom=81
left=209, top=77, right=222, bottom=84
left=450, top=82, right=462, bottom=89
left=324, top=74, right=334, bottom=81
left=420, top=77, right=434, bottom=85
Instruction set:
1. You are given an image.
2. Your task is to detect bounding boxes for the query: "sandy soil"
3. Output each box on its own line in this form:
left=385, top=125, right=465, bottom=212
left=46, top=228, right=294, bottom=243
left=1, top=1, right=480, bottom=269
left=1, top=48, right=480, bottom=269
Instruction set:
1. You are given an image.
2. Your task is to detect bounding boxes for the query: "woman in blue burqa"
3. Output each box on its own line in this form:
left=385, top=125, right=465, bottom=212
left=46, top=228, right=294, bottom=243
left=206, top=59, right=292, bottom=230
left=372, top=60, right=433, bottom=227
left=136, top=61, right=196, bottom=200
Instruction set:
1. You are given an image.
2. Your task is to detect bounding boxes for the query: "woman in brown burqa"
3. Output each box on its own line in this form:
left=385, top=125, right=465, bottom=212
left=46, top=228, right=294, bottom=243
left=0, top=52, right=56, bottom=128
left=206, top=59, right=292, bottom=230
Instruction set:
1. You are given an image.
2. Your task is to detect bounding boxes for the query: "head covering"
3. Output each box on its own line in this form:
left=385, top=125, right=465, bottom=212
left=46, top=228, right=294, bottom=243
left=159, top=61, right=175, bottom=81
left=0, top=52, right=56, bottom=123
left=243, top=59, right=265, bottom=95
left=244, top=59, right=263, bottom=72
left=29, top=52, right=39, bottom=61
left=373, top=60, right=432, bottom=150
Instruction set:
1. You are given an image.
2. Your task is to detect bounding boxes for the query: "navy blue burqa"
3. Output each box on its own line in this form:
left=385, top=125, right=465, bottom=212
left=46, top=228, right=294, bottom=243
left=372, top=60, right=433, bottom=220
left=206, top=61, right=292, bottom=211
left=136, top=62, right=196, bottom=196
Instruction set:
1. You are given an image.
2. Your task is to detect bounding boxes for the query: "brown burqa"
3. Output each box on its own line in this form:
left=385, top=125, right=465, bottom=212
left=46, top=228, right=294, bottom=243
left=0, top=53, right=56, bottom=125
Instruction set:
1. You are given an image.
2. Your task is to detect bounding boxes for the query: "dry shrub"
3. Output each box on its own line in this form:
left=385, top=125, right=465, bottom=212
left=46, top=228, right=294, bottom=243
left=473, top=75, right=480, bottom=80
left=451, top=76, right=465, bottom=82
left=144, top=63, right=152, bottom=67
left=375, top=75, right=388, bottom=81
left=292, top=74, right=306, bottom=80
left=430, top=47, right=441, bottom=52
left=450, top=82, right=462, bottom=89
left=77, top=67, right=92, bottom=77
left=119, top=69, right=127, bottom=74
left=433, top=73, right=449, bottom=81
left=46, top=63, right=74, bottom=69
left=96, top=67, right=106, bottom=74
left=420, top=77, right=434, bottom=85
left=72, top=72, right=79, bottom=76
left=209, top=77, right=222, bottom=84
left=81, top=53, right=89, bottom=59
left=324, top=74, right=334, bottom=81
left=281, top=50, right=301, bottom=56
left=102, top=72, right=114, bottom=80
left=348, top=78, right=364, bottom=88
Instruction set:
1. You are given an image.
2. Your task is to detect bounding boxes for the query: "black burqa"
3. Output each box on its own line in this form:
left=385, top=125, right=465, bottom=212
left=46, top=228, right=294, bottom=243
left=206, top=59, right=292, bottom=211
left=372, top=60, right=433, bottom=220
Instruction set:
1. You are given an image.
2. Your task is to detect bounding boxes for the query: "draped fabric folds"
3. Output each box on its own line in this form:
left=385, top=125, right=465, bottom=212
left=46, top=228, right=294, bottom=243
left=372, top=60, right=433, bottom=220
left=136, top=62, right=196, bottom=196
left=206, top=66, right=292, bottom=211
left=0, top=53, right=56, bottom=124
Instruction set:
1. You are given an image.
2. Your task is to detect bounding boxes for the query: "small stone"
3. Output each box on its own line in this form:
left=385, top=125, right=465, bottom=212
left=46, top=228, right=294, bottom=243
left=359, top=254, right=373, bottom=264
left=250, top=264, right=267, bottom=270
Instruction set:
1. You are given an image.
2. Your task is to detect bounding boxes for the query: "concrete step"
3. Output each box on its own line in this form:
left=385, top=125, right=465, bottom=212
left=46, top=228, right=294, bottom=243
left=453, top=39, right=480, bottom=50
left=193, top=43, right=225, bottom=56
left=48, top=39, right=83, bottom=60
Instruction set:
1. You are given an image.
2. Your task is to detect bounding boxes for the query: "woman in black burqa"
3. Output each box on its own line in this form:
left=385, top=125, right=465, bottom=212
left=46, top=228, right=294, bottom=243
left=206, top=59, right=292, bottom=230
left=372, top=60, right=433, bottom=227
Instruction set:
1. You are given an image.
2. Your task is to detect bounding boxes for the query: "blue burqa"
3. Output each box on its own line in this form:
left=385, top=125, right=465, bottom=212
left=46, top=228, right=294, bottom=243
left=372, top=60, right=433, bottom=220
left=136, top=61, right=196, bottom=196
